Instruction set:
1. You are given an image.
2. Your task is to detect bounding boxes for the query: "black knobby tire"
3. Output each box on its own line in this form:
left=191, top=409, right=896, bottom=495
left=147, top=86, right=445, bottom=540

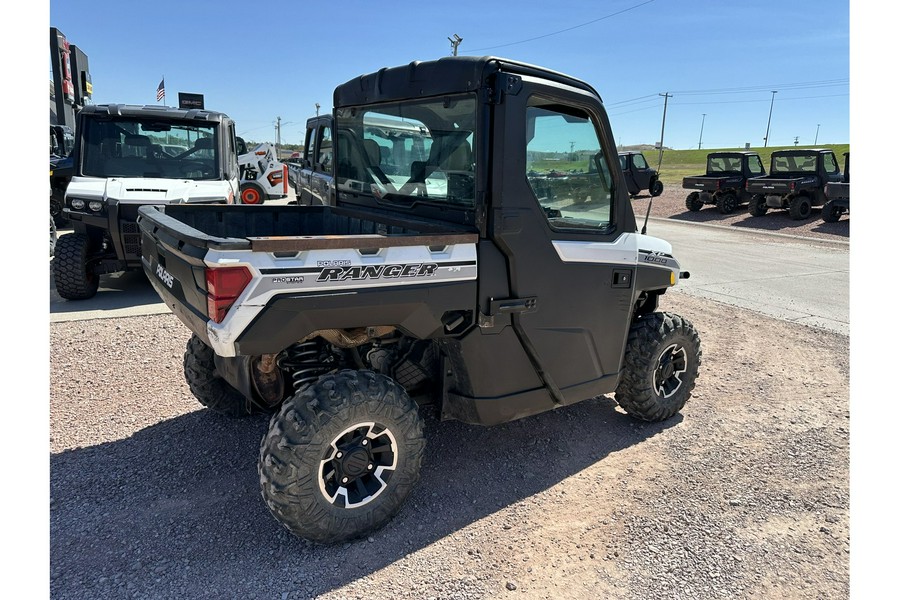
left=789, top=195, right=812, bottom=220
left=50, top=217, right=58, bottom=258
left=685, top=192, right=703, bottom=212
left=747, top=194, right=768, bottom=217
left=259, top=369, right=425, bottom=544
left=650, top=178, right=664, bottom=197
left=716, top=192, right=738, bottom=215
left=821, top=200, right=841, bottom=223
left=52, top=232, right=100, bottom=300
left=614, top=312, right=702, bottom=422
left=240, top=181, right=266, bottom=205
left=183, top=334, right=254, bottom=418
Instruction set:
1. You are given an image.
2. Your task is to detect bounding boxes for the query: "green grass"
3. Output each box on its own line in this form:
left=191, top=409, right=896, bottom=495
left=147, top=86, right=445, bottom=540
left=649, top=144, right=850, bottom=186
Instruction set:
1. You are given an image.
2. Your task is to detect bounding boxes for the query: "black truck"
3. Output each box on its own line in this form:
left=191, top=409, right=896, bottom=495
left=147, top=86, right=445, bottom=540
left=53, top=104, right=241, bottom=300
left=292, top=114, right=335, bottom=206
left=618, top=151, right=663, bottom=197
left=137, top=56, right=702, bottom=544
left=822, top=152, right=849, bottom=223
left=682, top=151, right=766, bottom=214
left=745, top=148, right=844, bottom=220
left=50, top=124, right=76, bottom=226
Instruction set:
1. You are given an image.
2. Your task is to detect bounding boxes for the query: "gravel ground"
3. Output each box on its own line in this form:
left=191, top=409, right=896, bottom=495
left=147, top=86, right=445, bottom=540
left=49, top=291, right=849, bottom=599
left=636, top=187, right=849, bottom=243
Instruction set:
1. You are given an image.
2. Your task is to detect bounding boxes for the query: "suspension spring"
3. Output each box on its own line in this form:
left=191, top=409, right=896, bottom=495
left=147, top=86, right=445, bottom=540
left=277, top=340, right=334, bottom=393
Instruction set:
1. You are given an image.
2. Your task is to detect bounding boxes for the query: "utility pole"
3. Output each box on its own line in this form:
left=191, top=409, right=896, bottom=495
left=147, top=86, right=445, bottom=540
left=814, top=123, right=821, bottom=145
left=698, top=113, right=706, bottom=150
left=275, top=116, right=281, bottom=153
left=315, top=103, right=320, bottom=117
left=657, top=92, right=671, bottom=172
left=448, top=34, right=463, bottom=56
left=794, top=136, right=799, bottom=146
left=763, top=90, right=777, bottom=148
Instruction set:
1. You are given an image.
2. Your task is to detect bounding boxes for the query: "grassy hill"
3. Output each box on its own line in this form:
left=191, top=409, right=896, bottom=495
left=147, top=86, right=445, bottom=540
left=648, top=144, right=850, bottom=186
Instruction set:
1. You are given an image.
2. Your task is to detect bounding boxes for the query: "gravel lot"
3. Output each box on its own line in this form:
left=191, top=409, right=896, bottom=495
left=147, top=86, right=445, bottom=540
left=49, top=290, right=849, bottom=599
left=637, top=186, right=849, bottom=243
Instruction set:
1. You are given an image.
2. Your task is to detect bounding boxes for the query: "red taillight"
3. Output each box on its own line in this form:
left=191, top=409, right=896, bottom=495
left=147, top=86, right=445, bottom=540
left=206, top=266, right=252, bottom=323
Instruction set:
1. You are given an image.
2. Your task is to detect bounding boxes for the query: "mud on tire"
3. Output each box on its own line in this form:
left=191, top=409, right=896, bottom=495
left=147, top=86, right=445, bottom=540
left=614, top=312, right=702, bottom=422
left=183, top=334, right=255, bottom=417
left=258, top=369, right=425, bottom=544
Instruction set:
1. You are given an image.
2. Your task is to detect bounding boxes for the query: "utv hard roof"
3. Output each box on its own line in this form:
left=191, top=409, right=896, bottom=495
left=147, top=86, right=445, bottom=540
left=771, top=148, right=833, bottom=155
left=707, top=151, right=759, bottom=157
left=79, top=104, right=232, bottom=123
left=334, top=56, right=601, bottom=108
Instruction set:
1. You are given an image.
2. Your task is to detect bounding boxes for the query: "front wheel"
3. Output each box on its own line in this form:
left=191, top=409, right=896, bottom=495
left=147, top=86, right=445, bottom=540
left=615, top=312, right=702, bottom=422
left=259, top=370, right=425, bottom=544
left=650, top=178, right=664, bottom=197
left=240, top=181, right=266, bottom=205
left=52, top=232, right=100, bottom=300
left=747, top=194, right=768, bottom=217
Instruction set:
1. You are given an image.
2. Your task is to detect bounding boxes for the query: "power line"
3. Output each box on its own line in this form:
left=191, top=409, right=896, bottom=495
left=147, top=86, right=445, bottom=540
left=465, top=0, right=657, bottom=52
left=673, top=93, right=848, bottom=106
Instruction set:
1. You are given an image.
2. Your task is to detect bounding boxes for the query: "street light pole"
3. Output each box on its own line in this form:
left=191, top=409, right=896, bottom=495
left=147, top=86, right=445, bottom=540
left=698, top=113, right=706, bottom=150
left=814, top=123, right=821, bottom=146
left=763, top=90, right=777, bottom=148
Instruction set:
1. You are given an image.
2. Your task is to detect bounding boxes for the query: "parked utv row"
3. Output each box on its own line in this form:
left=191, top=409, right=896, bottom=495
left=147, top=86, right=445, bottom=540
left=682, top=149, right=848, bottom=222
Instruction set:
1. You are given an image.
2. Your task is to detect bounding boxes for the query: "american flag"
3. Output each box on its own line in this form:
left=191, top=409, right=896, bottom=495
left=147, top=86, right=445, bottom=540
left=156, top=78, right=165, bottom=102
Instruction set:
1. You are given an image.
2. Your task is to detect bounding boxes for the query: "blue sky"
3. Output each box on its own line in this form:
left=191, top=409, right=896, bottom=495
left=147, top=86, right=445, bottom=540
left=44, top=0, right=850, bottom=150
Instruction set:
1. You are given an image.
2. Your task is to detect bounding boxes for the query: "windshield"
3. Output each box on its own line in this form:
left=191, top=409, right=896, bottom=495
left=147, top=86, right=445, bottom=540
left=707, top=155, right=742, bottom=173
left=771, top=153, right=818, bottom=174
left=80, top=116, right=220, bottom=180
left=335, top=94, right=476, bottom=207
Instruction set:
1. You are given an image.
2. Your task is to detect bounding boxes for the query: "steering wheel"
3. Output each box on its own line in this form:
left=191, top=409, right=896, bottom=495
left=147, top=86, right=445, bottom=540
left=180, top=159, right=211, bottom=176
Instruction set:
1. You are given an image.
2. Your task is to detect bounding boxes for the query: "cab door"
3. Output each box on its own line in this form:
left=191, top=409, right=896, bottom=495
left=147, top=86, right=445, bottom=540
left=630, top=153, right=653, bottom=191
left=490, top=78, right=639, bottom=405
left=309, top=123, right=334, bottom=205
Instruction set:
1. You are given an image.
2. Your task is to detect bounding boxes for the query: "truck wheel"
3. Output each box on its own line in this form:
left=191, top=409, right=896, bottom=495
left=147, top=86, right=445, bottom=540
left=685, top=192, right=703, bottom=212
left=50, top=217, right=58, bottom=258
left=183, top=334, right=255, bottom=418
left=614, top=312, right=702, bottom=422
left=789, top=196, right=812, bottom=220
left=747, top=194, right=768, bottom=217
left=52, top=232, right=100, bottom=300
left=259, top=369, right=425, bottom=544
left=240, top=182, right=265, bottom=205
left=716, top=192, right=738, bottom=215
left=650, top=178, right=664, bottom=197
left=821, top=200, right=841, bottom=223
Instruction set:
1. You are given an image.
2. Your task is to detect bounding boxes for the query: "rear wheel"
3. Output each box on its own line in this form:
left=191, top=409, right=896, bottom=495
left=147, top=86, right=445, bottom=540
left=650, top=178, right=664, bottom=197
left=685, top=192, right=703, bottom=212
left=259, top=370, right=425, bottom=544
left=716, top=192, right=738, bottom=215
left=789, top=195, right=812, bottom=220
left=747, top=194, right=768, bottom=217
left=821, top=200, right=841, bottom=223
left=183, top=334, right=255, bottom=417
left=52, top=232, right=100, bottom=300
left=240, top=181, right=265, bottom=205
left=615, top=312, right=702, bottom=422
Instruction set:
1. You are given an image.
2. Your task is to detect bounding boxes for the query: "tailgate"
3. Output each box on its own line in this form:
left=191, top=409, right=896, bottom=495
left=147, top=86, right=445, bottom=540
left=138, top=207, right=217, bottom=343
left=747, top=178, right=795, bottom=194
left=682, top=176, right=720, bottom=190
